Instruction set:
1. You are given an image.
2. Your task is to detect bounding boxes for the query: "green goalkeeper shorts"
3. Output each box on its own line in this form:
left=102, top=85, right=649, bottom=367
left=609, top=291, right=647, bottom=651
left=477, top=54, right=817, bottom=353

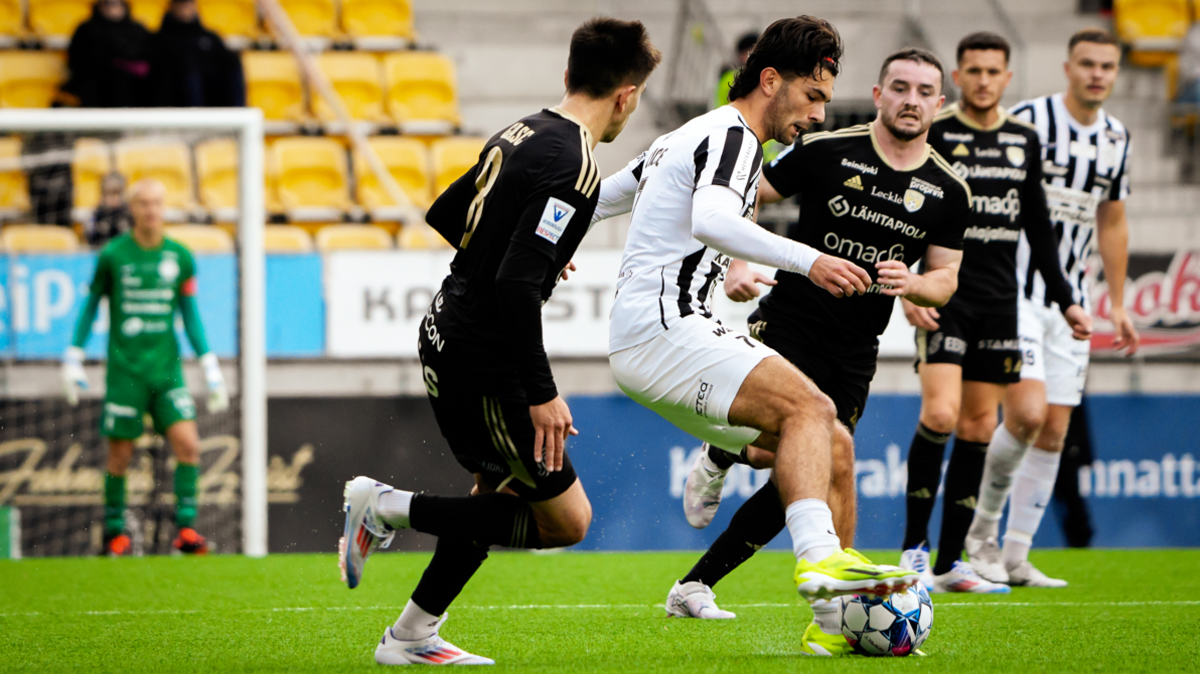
left=102, top=364, right=196, bottom=439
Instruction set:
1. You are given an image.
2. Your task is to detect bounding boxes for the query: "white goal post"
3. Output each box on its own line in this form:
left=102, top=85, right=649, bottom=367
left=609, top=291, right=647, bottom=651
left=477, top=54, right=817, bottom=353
left=0, top=107, right=268, bottom=557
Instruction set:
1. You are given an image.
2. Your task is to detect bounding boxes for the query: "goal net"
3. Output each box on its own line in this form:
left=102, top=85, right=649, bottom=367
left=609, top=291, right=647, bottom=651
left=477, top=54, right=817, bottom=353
left=0, top=108, right=266, bottom=558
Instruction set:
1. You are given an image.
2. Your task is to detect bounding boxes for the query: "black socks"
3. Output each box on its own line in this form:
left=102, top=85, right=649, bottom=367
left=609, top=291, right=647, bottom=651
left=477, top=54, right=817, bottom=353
left=932, top=439, right=989, bottom=575
left=681, top=481, right=785, bottom=588
left=903, top=423, right=951, bottom=550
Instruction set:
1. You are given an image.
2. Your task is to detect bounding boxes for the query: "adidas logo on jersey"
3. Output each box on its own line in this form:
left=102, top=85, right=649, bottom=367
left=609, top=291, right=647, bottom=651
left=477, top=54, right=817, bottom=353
left=952, top=143, right=970, bottom=157
left=843, top=175, right=863, bottom=190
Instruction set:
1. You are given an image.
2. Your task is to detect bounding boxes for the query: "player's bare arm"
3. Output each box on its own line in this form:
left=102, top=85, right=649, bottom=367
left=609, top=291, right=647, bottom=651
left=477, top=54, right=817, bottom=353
left=878, top=245, right=961, bottom=306
left=1096, top=200, right=1139, bottom=354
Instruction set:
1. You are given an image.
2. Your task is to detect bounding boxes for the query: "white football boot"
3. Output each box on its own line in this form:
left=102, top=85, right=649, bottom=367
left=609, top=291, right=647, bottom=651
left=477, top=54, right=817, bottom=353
left=931, top=559, right=1012, bottom=594
left=683, top=444, right=730, bottom=529
left=665, top=580, right=736, bottom=619
left=965, top=534, right=1010, bottom=585
left=340, top=476, right=396, bottom=589
left=376, top=615, right=494, bottom=665
left=899, top=541, right=935, bottom=591
left=1007, top=560, right=1068, bottom=588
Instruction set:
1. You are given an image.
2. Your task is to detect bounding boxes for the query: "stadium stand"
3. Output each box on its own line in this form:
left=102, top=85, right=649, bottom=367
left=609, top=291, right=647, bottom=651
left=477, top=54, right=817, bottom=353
left=71, top=138, right=112, bottom=219
left=431, top=136, right=484, bottom=199
left=243, top=52, right=306, bottom=128
left=166, top=223, right=234, bottom=252
left=195, top=137, right=240, bottom=222
left=0, top=136, right=28, bottom=218
left=1, top=224, right=79, bottom=251
left=314, top=223, right=392, bottom=250
left=354, top=136, right=431, bottom=217
left=130, top=0, right=171, bottom=31
left=275, top=0, right=337, bottom=38
left=397, top=222, right=450, bottom=249
left=197, top=0, right=260, bottom=42
left=1115, top=0, right=1191, bottom=66
left=383, top=51, right=461, bottom=132
left=114, top=139, right=195, bottom=213
left=27, top=0, right=93, bottom=43
left=314, top=52, right=386, bottom=123
left=264, top=223, right=314, bottom=252
left=273, top=136, right=352, bottom=220
left=0, top=51, right=66, bottom=108
left=341, top=0, right=414, bottom=45
left=0, top=0, right=21, bottom=46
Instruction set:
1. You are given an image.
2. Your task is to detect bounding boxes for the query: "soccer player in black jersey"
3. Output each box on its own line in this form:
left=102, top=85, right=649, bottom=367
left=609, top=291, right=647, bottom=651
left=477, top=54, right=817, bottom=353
left=337, top=19, right=660, bottom=665
left=671, top=48, right=970, bottom=656
left=897, top=33, right=1093, bottom=594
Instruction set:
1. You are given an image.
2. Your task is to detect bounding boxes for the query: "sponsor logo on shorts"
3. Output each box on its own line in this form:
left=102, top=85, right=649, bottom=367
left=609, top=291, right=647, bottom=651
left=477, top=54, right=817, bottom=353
left=104, top=402, right=139, bottom=418
left=977, top=338, right=1020, bottom=351
left=944, top=336, right=967, bottom=354
left=928, top=333, right=943, bottom=355
left=694, top=381, right=713, bottom=417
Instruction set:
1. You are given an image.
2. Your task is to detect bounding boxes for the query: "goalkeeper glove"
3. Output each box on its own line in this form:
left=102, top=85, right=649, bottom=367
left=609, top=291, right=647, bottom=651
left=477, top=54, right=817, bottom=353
left=200, top=352, right=229, bottom=413
left=62, top=346, right=88, bottom=406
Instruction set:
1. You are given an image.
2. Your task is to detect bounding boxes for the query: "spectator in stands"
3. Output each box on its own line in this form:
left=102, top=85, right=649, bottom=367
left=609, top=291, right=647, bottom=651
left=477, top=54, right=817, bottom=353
left=713, top=31, right=758, bottom=108
left=61, top=0, right=152, bottom=108
left=1176, top=23, right=1200, bottom=105
left=148, top=0, right=246, bottom=108
left=88, top=172, right=134, bottom=246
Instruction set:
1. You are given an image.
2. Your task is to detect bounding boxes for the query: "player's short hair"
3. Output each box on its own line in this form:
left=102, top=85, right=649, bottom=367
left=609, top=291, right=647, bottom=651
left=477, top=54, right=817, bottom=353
left=566, top=18, right=662, bottom=99
left=1068, top=28, right=1119, bottom=55
left=727, top=16, right=843, bottom=102
left=956, top=31, right=1011, bottom=65
left=878, top=47, right=944, bottom=89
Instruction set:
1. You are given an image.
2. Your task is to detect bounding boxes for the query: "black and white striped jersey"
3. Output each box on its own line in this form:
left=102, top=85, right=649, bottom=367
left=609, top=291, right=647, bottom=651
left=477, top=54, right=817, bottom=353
left=609, top=106, right=762, bottom=353
left=1010, top=93, right=1131, bottom=310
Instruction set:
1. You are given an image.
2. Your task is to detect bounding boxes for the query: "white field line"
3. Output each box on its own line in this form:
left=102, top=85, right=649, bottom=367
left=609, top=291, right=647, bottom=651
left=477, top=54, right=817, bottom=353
left=2, top=600, right=1198, bottom=619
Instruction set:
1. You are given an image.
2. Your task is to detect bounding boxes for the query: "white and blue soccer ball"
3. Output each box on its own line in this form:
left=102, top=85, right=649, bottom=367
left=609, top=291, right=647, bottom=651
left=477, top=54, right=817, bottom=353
left=838, top=582, right=934, bottom=656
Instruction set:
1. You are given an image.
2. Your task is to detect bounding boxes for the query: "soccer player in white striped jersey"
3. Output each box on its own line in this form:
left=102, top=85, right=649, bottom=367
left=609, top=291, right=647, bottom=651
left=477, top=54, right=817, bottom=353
left=593, top=16, right=918, bottom=624
left=965, top=29, right=1141, bottom=588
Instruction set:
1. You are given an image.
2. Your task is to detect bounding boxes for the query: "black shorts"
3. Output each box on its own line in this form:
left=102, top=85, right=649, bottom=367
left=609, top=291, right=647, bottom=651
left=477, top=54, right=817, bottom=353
left=418, top=299, right=577, bottom=502
left=749, top=310, right=877, bottom=435
left=913, top=300, right=1021, bottom=384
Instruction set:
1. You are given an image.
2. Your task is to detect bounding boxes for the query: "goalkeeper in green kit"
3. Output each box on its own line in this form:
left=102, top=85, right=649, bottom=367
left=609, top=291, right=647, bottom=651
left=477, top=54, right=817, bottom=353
left=62, top=179, right=229, bottom=556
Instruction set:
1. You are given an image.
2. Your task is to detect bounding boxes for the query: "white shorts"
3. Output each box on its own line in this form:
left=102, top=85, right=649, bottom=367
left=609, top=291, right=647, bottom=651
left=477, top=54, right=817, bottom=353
left=1018, top=296, right=1090, bottom=406
left=609, top=314, right=774, bottom=452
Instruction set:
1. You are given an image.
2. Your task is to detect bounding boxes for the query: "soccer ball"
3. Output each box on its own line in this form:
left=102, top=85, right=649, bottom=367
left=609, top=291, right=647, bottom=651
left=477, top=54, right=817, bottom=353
left=838, top=583, right=934, bottom=656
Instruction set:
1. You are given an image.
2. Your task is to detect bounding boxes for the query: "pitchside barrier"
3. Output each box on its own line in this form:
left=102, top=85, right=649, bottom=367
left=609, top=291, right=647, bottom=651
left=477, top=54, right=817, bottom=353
left=4, top=249, right=1197, bottom=361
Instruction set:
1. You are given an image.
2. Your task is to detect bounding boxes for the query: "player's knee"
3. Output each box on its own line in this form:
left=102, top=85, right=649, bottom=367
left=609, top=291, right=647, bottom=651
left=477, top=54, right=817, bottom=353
left=957, top=409, right=999, bottom=443
left=541, top=510, right=590, bottom=548
left=1006, top=406, right=1045, bottom=443
left=746, top=445, right=775, bottom=469
left=920, top=404, right=959, bottom=435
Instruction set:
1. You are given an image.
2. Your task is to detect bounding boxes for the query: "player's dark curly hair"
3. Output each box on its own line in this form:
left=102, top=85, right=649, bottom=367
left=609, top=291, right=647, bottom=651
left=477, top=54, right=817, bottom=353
left=727, top=16, right=843, bottom=102
left=957, top=31, right=1011, bottom=65
left=878, top=48, right=944, bottom=87
left=567, top=18, right=662, bottom=99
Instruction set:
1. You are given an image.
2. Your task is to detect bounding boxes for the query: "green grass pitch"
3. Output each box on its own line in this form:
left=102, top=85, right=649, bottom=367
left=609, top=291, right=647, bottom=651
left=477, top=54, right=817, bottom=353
left=3, top=549, right=1198, bottom=672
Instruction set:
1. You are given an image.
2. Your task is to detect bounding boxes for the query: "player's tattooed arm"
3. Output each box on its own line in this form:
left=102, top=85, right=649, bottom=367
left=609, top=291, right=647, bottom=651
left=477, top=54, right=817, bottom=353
left=1096, top=200, right=1140, bottom=355
left=876, top=245, right=961, bottom=307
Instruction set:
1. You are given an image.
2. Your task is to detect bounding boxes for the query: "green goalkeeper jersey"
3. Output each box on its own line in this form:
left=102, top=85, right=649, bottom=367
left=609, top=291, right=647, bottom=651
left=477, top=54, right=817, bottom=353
left=72, top=233, right=210, bottom=377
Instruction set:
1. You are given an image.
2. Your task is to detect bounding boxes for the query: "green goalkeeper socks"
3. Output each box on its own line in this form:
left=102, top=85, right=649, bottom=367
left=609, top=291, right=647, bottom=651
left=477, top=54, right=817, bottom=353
left=103, top=473, right=126, bottom=537
left=175, top=463, right=199, bottom=529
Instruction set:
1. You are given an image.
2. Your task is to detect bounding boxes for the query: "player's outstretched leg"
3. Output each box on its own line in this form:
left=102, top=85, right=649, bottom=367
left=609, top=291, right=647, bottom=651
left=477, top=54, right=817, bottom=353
left=665, top=581, right=735, bottom=619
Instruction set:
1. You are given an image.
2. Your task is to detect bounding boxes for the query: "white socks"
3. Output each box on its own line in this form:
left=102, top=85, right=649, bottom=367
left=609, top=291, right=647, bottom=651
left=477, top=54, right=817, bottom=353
left=378, top=490, right=414, bottom=529
left=392, top=599, right=442, bottom=640
left=784, top=499, right=840, bottom=564
left=969, top=424, right=1030, bottom=541
left=1003, top=447, right=1062, bottom=567
left=812, top=599, right=840, bottom=635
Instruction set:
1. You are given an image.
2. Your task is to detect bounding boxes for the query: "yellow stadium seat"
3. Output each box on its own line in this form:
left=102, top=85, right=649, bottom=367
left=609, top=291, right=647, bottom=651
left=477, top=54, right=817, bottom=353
left=0, top=0, right=23, bottom=41
left=384, top=52, right=461, bottom=130
left=0, top=136, right=29, bottom=215
left=198, top=0, right=258, bottom=39
left=314, top=224, right=393, bottom=251
left=264, top=224, right=313, bottom=252
left=277, top=0, right=336, bottom=37
left=314, top=53, right=385, bottom=122
left=355, top=137, right=431, bottom=214
left=397, top=222, right=450, bottom=250
left=1, top=225, right=79, bottom=252
left=166, top=224, right=234, bottom=253
left=195, top=137, right=238, bottom=220
left=264, top=140, right=284, bottom=215
left=273, top=136, right=351, bottom=217
left=115, top=139, right=194, bottom=210
left=342, top=0, right=413, bottom=41
left=1116, top=0, right=1190, bottom=66
left=72, top=138, right=112, bottom=214
left=243, top=52, right=306, bottom=123
left=130, top=0, right=170, bottom=30
left=431, top=136, right=485, bottom=200
left=0, top=51, right=67, bottom=108
left=28, top=0, right=91, bottom=40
